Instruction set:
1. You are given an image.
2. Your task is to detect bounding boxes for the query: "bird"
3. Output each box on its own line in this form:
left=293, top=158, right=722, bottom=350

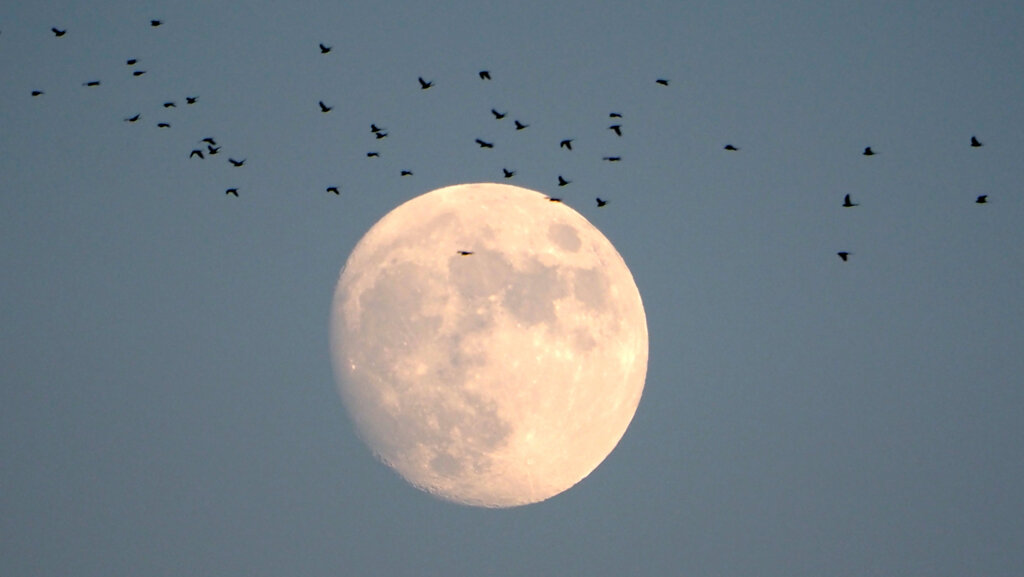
left=557, top=175, right=571, bottom=187
left=491, top=108, right=506, bottom=119
left=132, top=70, right=146, bottom=77
left=971, top=136, right=983, bottom=147
left=976, top=194, right=988, bottom=204
left=225, top=188, right=238, bottom=197
left=124, top=114, right=140, bottom=122
left=326, top=186, right=340, bottom=195
left=370, top=123, right=385, bottom=133
left=83, top=81, right=101, bottom=87
left=479, top=70, right=491, bottom=80
left=596, top=197, right=609, bottom=207
left=842, top=194, right=858, bottom=207
left=514, top=120, right=529, bottom=130
left=837, top=251, right=850, bottom=261
left=51, top=27, right=67, bottom=37
left=457, top=250, right=474, bottom=256
left=189, top=149, right=204, bottom=159
left=318, top=100, right=332, bottom=113
left=150, top=19, right=162, bottom=27
left=400, top=170, right=413, bottom=176
left=31, top=90, right=44, bottom=97
left=724, top=144, right=739, bottom=151
left=207, top=145, right=221, bottom=155
left=603, top=156, right=622, bottom=162
left=375, top=132, right=388, bottom=139
left=163, top=101, right=176, bottom=108
left=229, top=158, right=245, bottom=167
left=366, top=152, right=380, bottom=158
left=863, top=146, right=875, bottom=156
left=157, top=122, right=170, bottom=128
left=418, top=76, right=433, bottom=89
left=475, top=138, right=494, bottom=149
left=502, top=168, right=515, bottom=179
left=560, top=139, right=573, bottom=150
left=319, top=43, right=331, bottom=54
left=609, top=112, right=623, bottom=118
left=126, top=58, right=137, bottom=65
left=609, top=124, right=622, bottom=136
left=548, top=197, right=563, bottom=203
left=201, top=137, right=217, bottom=146
left=186, top=96, right=198, bottom=104
left=655, top=78, right=669, bottom=86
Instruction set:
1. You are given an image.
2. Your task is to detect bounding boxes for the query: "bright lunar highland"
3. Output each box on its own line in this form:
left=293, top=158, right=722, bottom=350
left=329, top=183, right=648, bottom=507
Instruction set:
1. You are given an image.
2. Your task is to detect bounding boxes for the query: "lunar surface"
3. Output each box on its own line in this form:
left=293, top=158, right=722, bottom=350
left=329, top=183, right=648, bottom=507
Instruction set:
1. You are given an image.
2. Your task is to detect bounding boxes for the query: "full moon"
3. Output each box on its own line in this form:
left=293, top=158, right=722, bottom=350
left=329, top=183, right=648, bottom=507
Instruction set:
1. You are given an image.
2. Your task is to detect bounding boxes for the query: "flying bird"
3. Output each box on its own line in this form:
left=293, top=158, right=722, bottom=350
left=457, top=250, right=474, bottom=256
left=124, top=114, right=140, bottom=122
left=975, top=194, right=988, bottom=204
left=400, top=170, right=413, bottom=176
left=514, top=120, right=529, bottom=130
left=863, top=146, right=875, bottom=156
left=126, top=58, right=137, bottom=65
left=157, top=122, right=170, bottom=128
left=186, top=96, right=198, bottom=104
left=370, top=124, right=384, bottom=133
left=557, top=175, right=571, bottom=187
left=375, top=131, right=388, bottom=139
left=132, top=70, right=146, bottom=77
left=31, top=90, right=44, bottom=97
left=837, top=251, right=850, bottom=262
left=189, top=149, right=204, bottom=159
left=502, top=168, right=515, bottom=179
left=655, top=78, right=669, bottom=86
left=596, top=197, right=609, bottom=207
left=366, top=152, right=380, bottom=158
left=326, top=186, right=340, bottom=195
left=418, top=76, right=433, bottom=89
left=724, top=144, right=739, bottom=151
left=609, top=112, right=623, bottom=118
left=225, top=188, right=238, bottom=197
left=201, top=137, right=217, bottom=146
left=83, top=81, right=101, bottom=87
left=603, top=156, right=622, bottom=162
left=51, top=27, right=67, bottom=37
left=475, top=138, right=494, bottom=149
left=609, top=124, right=622, bottom=136
left=318, top=100, right=332, bottom=112
left=971, top=136, right=983, bottom=147
left=163, top=101, right=176, bottom=108
left=548, top=197, right=563, bottom=203
left=491, top=108, right=506, bottom=119
left=229, top=158, right=245, bottom=167
left=207, top=145, right=220, bottom=155
left=842, top=194, right=858, bottom=207
left=560, top=139, right=573, bottom=150
left=150, top=19, right=162, bottom=27
left=319, top=43, right=331, bottom=54
left=479, top=70, right=491, bottom=80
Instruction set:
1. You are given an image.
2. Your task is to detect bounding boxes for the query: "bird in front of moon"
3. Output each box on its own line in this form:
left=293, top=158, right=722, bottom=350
left=329, top=183, right=649, bottom=508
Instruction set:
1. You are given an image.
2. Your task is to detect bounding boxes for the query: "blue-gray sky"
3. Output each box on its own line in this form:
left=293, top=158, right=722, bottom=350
left=3, top=1, right=1023, bottom=575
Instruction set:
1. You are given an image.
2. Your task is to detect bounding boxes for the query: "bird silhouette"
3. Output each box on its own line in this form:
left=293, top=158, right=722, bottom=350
left=157, top=122, right=170, bottom=128
left=976, top=194, right=988, bottom=204
left=843, top=194, right=858, bottom=207
left=596, top=197, right=609, bottom=207
left=225, top=188, right=238, bottom=196
left=475, top=138, right=494, bottom=148
left=319, top=100, right=332, bottom=113
left=603, top=156, right=622, bottom=162
left=375, top=132, right=388, bottom=139
left=557, top=175, right=571, bottom=187
left=400, top=170, right=413, bottom=176
left=491, top=108, right=506, bottom=119
left=609, top=124, right=622, bottom=136
left=370, top=124, right=384, bottom=133
left=514, top=120, right=529, bottom=130
left=51, top=27, right=67, bottom=37
left=83, top=81, right=101, bottom=87
left=655, top=78, right=669, bottom=86
left=609, top=112, right=623, bottom=118
left=132, top=70, right=146, bottom=77
left=207, top=145, right=220, bottom=155
left=229, top=158, right=245, bottom=167
left=163, top=101, right=175, bottom=108
left=479, top=70, right=491, bottom=80
left=189, top=149, right=204, bottom=159
left=150, top=19, right=162, bottom=27
left=186, top=96, right=198, bottom=104
left=418, top=76, right=433, bottom=89
left=326, top=186, right=340, bottom=195
left=457, top=250, right=474, bottom=256
left=366, top=152, right=380, bottom=158
left=724, top=144, right=739, bottom=151
left=560, top=139, right=573, bottom=150
left=837, top=252, right=850, bottom=261
left=126, top=58, right=137, bottom=65
left=548, top=197, right=563, bottom=202
left=319, top=43, right=331, bottom=54
left=863, top=146, right=875, bottom=156
left=124, top=114, right=140, bottom=122
left=201, top=137, right=217, bottom=146
left=31, top=90, right=44, bottom=97
left=503, top=168, right=515, bottom=179
left=971, top=136, right=983, bottom=147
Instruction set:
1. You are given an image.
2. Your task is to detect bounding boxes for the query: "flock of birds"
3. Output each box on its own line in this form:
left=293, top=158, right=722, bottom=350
left=23, top=19, right=995, bottom=263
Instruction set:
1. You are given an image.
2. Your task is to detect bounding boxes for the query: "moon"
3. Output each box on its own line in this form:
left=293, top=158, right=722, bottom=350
left=329, top=183, right=648, bottom=507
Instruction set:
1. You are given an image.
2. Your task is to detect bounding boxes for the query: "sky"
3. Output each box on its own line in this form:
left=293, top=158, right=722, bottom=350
left=2, top=1, right=1023, bottom=575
